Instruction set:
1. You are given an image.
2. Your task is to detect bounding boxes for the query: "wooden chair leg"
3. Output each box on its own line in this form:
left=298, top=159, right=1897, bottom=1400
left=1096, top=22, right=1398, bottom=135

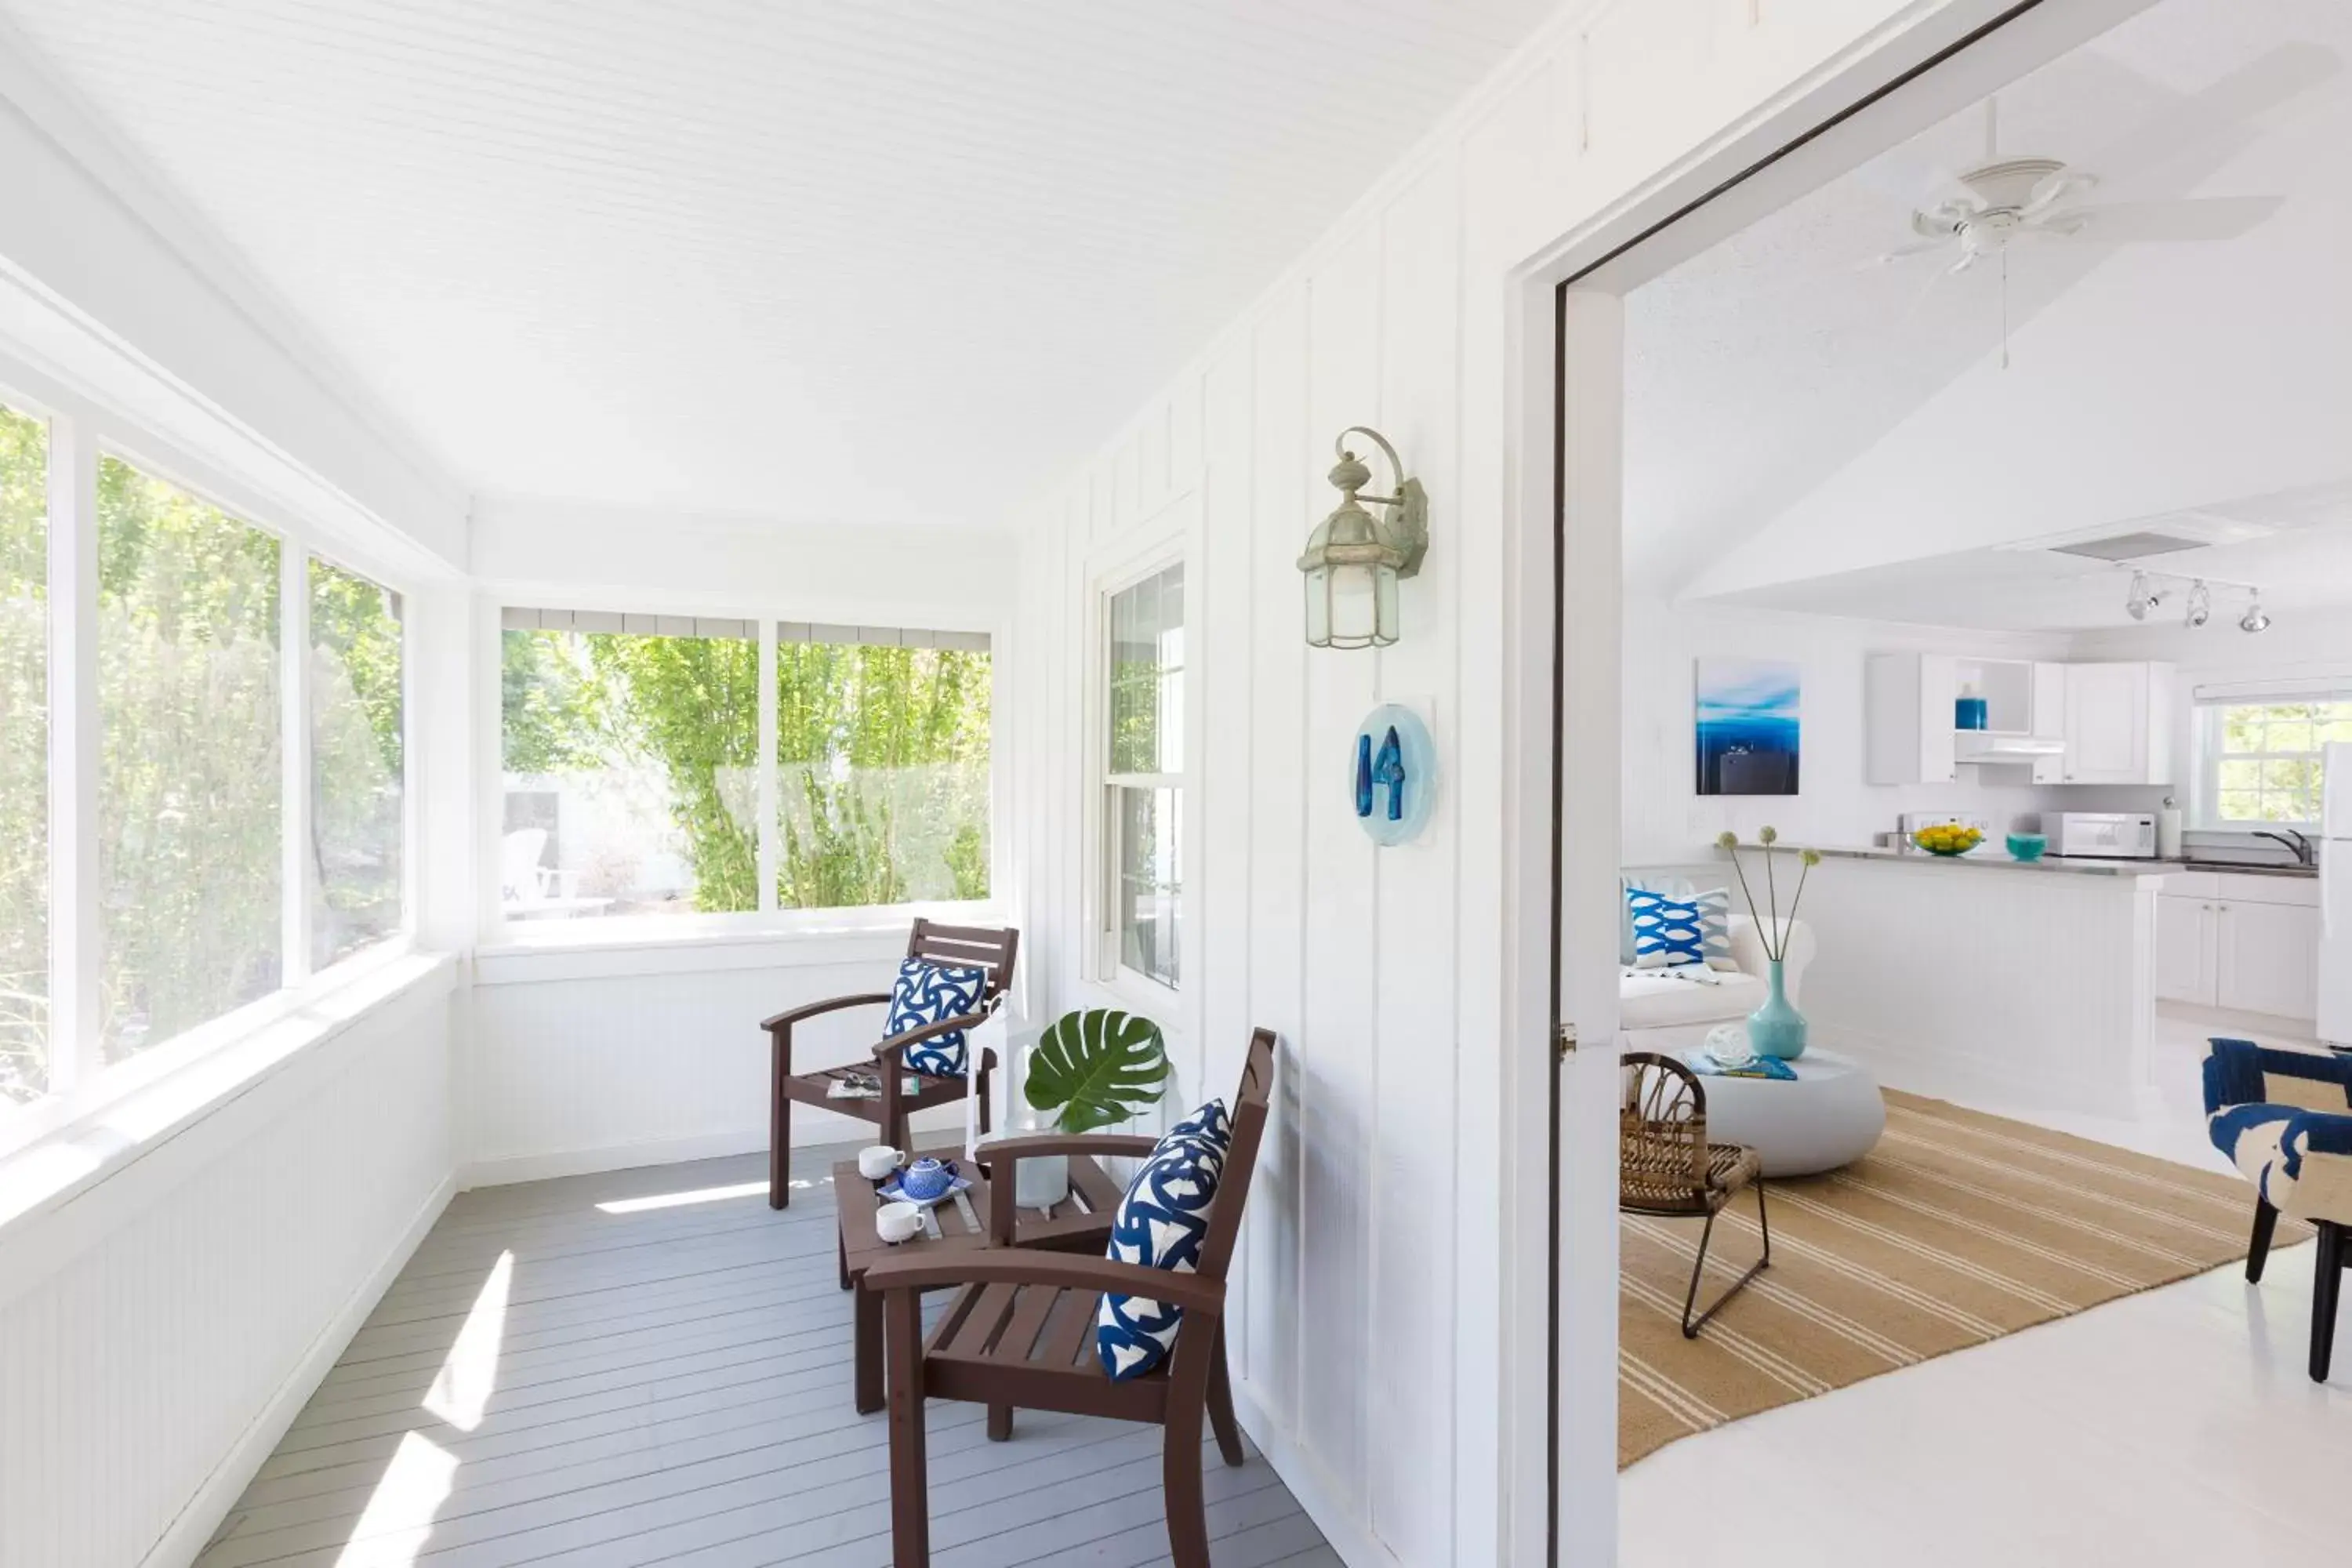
left=987, top=1405, right=1012, bottom=1442
left=1207, top=1324, right=1244, bottom=1467
left=881, top=1061, right=908, bottom=1157
left=1162, top=1370, right=1211, bottom=1568
left=769, top=1027, right=793, bottom=1210
left=2312, top=1221, right=2344, bottom=1384
left=2248, top=1198, right=2280, bottom=1283
left=886, top=1287, right=931, bottom=1566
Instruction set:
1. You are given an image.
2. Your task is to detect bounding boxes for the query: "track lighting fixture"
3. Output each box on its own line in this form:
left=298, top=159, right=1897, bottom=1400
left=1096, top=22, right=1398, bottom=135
left=2183, top=580, right=2211, bottom=629
left=2116, top=566, right=2270, bottom=633
left=2240, top=592, right=2270, bottom=634
left=2124, top=572, right=2158, bottom=622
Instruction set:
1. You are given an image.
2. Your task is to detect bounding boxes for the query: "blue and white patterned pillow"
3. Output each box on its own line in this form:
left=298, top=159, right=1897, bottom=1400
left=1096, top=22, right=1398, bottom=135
left=885, top=958, right=988, bottom=1076
left=1097, top=1137, right=1222, bottom=1382
left=1626, top=885, right=1736, bottom=971
left=1162, top=1099, right=1231, bottom=1157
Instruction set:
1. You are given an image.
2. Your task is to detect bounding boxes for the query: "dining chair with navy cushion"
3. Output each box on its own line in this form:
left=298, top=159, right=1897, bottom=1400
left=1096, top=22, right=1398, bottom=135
left=2205, top=1037, right=2352, bottom=1381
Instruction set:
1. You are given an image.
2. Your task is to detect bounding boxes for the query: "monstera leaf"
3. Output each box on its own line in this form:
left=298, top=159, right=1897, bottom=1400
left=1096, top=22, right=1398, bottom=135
left=1024, top=1009, right=1171, bottom=1135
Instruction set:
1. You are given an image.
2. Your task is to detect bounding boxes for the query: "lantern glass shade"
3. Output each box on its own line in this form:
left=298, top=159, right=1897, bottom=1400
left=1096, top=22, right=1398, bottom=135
left=1304, top=557, right=1399, bottom=649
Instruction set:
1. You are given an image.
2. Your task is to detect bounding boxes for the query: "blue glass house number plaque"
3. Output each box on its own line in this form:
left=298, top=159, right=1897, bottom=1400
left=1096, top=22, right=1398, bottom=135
left=1352, top=703, right=1436, bottom=846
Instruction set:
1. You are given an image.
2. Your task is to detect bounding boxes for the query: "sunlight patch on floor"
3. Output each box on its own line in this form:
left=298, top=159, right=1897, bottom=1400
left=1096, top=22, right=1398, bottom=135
left=597, top=1178, right=770, bottom=1214
left=330, top=1430, right=456, bottom=1567
left=423, top=1249, right=510, bottom=1432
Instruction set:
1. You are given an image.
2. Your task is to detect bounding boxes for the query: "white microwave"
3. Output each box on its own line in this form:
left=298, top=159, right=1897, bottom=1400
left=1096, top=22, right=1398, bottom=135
left=2053, top=811, right=2158, bottom=858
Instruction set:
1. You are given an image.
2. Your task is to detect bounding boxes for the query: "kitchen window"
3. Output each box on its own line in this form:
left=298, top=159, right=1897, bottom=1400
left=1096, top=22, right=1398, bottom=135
left=2199, top=698, right=2352, bottom=827
left=1101, top=563, right=1184, bottom=990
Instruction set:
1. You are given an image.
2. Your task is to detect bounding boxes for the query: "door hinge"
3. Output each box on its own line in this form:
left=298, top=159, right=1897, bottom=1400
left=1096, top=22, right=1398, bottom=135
left=1555, top=1022, right=1578, bottom=1060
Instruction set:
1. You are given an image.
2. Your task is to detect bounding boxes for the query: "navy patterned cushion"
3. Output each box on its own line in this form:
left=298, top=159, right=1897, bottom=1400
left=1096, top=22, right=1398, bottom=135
left=1097, top=1136, right=1221, bottom=1382
left=1162, top=1098, right=1232, bottom=1157
left=885, top=958, right=987, bottom=1076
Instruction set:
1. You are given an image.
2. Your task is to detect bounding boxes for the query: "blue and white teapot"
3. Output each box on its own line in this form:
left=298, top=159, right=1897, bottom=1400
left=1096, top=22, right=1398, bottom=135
left=895, top=1156, right=959, bottom=1203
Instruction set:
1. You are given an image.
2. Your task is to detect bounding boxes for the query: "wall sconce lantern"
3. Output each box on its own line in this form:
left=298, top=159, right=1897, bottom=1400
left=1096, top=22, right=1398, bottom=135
left=1298, top=426, right=1428, bottom=649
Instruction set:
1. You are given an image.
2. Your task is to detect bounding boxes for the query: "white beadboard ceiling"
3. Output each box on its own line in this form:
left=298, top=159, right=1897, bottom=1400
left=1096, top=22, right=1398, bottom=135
left=0, top=0, right=1562, bottom=527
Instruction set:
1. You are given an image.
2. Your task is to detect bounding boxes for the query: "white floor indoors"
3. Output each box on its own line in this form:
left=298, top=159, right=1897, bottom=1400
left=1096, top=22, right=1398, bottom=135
left=197, top=1149, right=1332, bottom=1568
left=1622, top=1007, right=2347, bottom=1567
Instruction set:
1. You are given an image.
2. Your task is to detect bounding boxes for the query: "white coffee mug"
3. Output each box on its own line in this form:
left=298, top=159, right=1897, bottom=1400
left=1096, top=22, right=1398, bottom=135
left=858, top=1145, right=906, bottom=1181
left=875, top=1200, right=924, bottom=1245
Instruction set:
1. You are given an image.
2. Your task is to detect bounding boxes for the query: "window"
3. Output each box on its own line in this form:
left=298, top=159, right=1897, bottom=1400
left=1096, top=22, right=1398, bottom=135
left=500, top=613, right=759, bottom=919
left=0, top=403, right=45, bottom=1105
left=1104, top=564, right=1183, bottom=989
left=775, top=627, right=991, bottom=909
left=310, top=557, right=405, bottom=965
left=97, top=456, right=282, bottom=1062
left=2202, top=699, right=2352, bottom=826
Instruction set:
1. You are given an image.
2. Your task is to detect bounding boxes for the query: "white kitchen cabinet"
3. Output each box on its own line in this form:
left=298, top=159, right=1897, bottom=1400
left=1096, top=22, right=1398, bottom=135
left=2154, top=895, right=2217, bottom=1005
left=1864, top=652, right=1959, bottom=785
left=2058, top=662, right=2174, bottom=786
left=2030, top=661, right=2068, bottom=786
left=2152, top=875, right=2318, bottom=1021
left=2216, top=900, right=2321, bottom=1019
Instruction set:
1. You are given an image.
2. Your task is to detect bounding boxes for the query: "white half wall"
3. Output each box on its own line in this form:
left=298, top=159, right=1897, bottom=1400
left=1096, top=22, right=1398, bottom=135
left=1001, top=5, right=2013, bottom=1562
left=1624, top=598, right=2073, bottom=862
left=463, top=936, right=996, bottom=1185
left=0, top=964, right=458, bottom=1568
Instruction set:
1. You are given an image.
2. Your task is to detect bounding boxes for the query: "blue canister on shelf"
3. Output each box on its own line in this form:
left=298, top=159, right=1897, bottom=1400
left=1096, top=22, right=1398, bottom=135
left=1955, top=689, right=1987, bottom=730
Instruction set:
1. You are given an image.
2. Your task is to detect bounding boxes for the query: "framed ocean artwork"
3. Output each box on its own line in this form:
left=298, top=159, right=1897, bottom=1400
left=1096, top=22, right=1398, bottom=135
left=1695, top=657, right=1799, bottom=796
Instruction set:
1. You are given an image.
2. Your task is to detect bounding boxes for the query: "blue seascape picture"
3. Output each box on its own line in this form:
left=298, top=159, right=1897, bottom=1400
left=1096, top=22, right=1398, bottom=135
left=1695, top=657, right=1800, bottom=796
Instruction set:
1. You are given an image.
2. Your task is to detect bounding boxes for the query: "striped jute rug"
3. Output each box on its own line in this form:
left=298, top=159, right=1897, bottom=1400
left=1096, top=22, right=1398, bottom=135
left=1619, top=1090, right=2309, bottom=1468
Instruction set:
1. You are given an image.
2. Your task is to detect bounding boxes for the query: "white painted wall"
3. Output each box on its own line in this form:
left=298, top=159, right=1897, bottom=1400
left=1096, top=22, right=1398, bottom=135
left=0, top=963, right=457, bottom=1568
left=1000, top=5, right=2010, bottom=1562
left=1623, top=598, right=2072, bottom=862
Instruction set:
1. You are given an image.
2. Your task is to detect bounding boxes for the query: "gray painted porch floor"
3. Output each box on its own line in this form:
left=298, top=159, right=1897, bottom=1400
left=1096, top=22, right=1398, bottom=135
left=197, top=1149, right=1332, bottom=1568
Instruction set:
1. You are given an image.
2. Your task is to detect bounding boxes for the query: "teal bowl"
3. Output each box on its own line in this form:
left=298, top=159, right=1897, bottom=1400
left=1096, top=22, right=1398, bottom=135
left=2006, top=833, right=2048, bottom=862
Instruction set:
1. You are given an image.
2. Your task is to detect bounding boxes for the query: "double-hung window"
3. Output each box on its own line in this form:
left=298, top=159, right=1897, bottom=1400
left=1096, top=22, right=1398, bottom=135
left=1102, top=564, right=1183, bottom=989
left=2200, top=697, right=2352, bottom=827
left=495, top=612, right=991, bottom=926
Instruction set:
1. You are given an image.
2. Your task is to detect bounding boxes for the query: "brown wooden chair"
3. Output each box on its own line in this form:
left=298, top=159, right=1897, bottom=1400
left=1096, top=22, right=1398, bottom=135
left=1620, top=1049, right=1770, bottom=1338
left=863, top=1028, right=1274, bottom=1568
left=763, top=920, right=1018, bottom=1208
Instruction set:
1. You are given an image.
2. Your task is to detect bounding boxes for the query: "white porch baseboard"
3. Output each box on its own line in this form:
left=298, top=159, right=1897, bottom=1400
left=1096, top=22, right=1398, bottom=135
left=139, top=1171, right=457, bottom=1568
left=460, top=1129, right=772, bottom=1189
left=1229, top=1375, right=1397, bottom=1568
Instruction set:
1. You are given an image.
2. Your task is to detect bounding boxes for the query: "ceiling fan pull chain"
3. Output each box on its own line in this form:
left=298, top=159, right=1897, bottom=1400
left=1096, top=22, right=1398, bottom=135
left=1999, top=247, right=2011, bottom=372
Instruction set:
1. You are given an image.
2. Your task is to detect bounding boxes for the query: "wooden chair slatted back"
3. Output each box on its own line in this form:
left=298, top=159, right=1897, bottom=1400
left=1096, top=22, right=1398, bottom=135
left=905, top=920, right=1019, bottom=1004
left=1620, top=1050, right=1711, bottom=1192
left=1193, top=1029, right=1276, bottom=1286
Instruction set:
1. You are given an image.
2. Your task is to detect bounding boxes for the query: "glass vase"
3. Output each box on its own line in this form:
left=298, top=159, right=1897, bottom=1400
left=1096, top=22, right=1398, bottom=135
left=1004, top=1034, right=1071, bottom=1208
left=1745, top=957, right=1808, bottom=1060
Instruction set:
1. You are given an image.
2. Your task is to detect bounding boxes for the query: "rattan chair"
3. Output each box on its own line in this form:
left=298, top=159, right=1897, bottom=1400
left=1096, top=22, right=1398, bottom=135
left=1621, top=1050, right=1770, bottom=1338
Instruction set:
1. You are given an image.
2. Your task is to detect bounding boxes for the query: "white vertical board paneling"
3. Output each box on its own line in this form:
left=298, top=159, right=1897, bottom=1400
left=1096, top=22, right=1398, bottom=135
left=1367, top=151, right=1465, bottom=1568
left=1298, top=244, right=1382, bottom=1504
left=0, top=978, right=454, bottom=1568
left=1242, top=290, right=1309, bottom=1420
left=993, top=4, right=1985, bottom=1559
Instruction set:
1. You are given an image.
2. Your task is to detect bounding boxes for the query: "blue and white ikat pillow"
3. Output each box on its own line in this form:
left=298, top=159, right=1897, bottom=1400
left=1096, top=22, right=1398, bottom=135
left=885, top=958, right=988, bottom=1076
left=1161, top=1098, right=1232, bottom=1158
left=1097, top=1135, right=1222, bottom=1381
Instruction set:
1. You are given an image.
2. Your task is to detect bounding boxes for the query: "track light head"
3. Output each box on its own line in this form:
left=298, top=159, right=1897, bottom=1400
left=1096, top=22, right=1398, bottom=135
left=2239, top=592, right=2270, bottom=634
left=2125, top=571, right=2151, bottom=621
left=2184, top=580, right=2211, bottom=629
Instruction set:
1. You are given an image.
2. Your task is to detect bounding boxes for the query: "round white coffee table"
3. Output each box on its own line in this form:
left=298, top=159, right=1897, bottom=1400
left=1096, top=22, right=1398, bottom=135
left=1679, top=1039, right=1886, bottom=1177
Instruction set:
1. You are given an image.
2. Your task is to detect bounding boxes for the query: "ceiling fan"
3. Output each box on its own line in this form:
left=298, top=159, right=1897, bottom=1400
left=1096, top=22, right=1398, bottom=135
left=1880, top=98, right=2283, bottom=276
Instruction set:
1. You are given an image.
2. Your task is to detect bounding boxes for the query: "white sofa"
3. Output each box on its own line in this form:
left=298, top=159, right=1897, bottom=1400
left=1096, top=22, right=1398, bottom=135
left=1619, top=913, right=1815, bottom=1051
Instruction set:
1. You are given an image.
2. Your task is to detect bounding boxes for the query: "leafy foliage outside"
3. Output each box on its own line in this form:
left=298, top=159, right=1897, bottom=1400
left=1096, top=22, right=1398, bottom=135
left=96, top=456, right=284, bottom=1062
left=310, top=559, right=405, bottom=965
left=0, top=406, right=45, bottom=1105
left=499, top=631, right=989, bottom=916
left=2214, top=702, right=2352, bottom=824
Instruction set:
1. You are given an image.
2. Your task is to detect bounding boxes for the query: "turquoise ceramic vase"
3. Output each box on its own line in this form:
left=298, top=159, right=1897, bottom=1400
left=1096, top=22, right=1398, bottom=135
left=1746, top=958, right=1808, bottom=1060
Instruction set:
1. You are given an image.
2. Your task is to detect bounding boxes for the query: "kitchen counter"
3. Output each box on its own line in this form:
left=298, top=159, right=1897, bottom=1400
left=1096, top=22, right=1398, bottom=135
left=1802, top=847, right=2318, bottom=879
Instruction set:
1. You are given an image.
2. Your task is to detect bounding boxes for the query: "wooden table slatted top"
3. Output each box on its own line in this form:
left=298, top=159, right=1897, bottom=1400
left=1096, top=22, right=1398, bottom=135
left=832, top=1145, right=1127, bottom=1412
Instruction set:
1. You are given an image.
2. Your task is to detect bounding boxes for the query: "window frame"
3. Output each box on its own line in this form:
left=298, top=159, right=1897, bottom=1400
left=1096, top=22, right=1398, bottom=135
left=2194, top=694, right=2352, bottom=831
left=477, top=604, right=1001, bottom=949
left=0, top=360, right=418, bottom=1149
left=1080, top=495, right=1197, bottom=1004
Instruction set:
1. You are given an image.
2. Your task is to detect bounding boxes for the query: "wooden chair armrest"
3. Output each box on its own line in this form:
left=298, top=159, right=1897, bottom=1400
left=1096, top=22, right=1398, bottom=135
left=869, top=1007, right=994, bottom=1061
left=762, top=992, right=891, bottom=1033
left=860, top=1250, right=1228, bottom=1316
left=982, top=1133, right=1162, bottom=1161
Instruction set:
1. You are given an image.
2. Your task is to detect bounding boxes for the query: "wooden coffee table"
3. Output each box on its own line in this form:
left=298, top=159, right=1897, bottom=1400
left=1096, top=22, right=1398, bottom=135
left=833, top=1145, right=1126, bottom=1413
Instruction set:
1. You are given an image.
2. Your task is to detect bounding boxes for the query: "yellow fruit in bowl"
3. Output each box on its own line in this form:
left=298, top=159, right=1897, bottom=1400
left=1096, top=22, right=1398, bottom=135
left=1911, top=824, right=1982, bottom=855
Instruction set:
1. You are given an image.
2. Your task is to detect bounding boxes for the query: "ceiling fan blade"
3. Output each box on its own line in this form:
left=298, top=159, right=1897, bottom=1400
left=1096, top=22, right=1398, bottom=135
left=2062, top=194, right=2283, bottom=244
left=1910, top=206, right=1968, bottom=240
left=2090, top=42, right=2339, bottom=189
left=2020, top=169, right=2095, bottom=220
left=1870, top=238, right=1947, bottom=267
